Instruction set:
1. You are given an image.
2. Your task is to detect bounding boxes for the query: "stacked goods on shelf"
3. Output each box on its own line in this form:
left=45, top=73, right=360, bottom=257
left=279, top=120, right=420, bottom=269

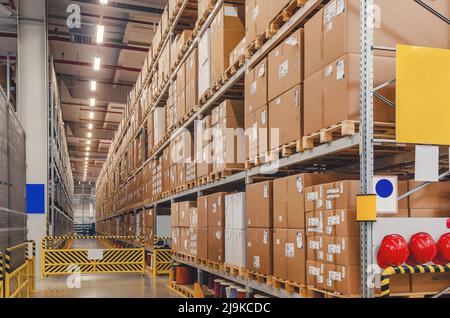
left=210, top=3, right=245, bottom=85
left=185, top=48, right=198, bottom=115
left=0, top=86, right=27, bottom=251
left=211, top=100, right=245, bottom=174
left=304, top=0, right=450, bottom=136
left=246, top=181, right=273, bottom=276
left=172, top=201, right=197, bottom=255
left=196, top=115, right=213, bottom=179
left=225, top=192, right=246, bottom=268
left=169, top=130, right=194, bottom=191
left=229, top=37, right=246, bottom=66
left=207, top=192, right=229, bottom=263
left=197, top=195, right=208, bottom=260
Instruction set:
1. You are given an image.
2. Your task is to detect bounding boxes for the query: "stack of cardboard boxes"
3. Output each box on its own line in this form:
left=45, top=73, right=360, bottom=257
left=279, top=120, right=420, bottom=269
left=195, top=115, right=213, bottom=179
left=211, top=100, right=245, bottom=173
left=245, top=29, right=303, bottom=161
left=225, top=192, right=246, bottom=267
left=199, top=3, right=245, bottom=97
left=171, top=201, right=197, bottom=255
left=246, top=181, right=273, bottom=275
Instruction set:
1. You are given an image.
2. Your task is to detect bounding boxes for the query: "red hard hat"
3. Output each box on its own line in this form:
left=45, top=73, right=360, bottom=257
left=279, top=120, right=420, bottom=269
left=433, top=233, right=450, bottom=265
left=377, top=234, right=409, bottom=269
left=407, top=232, right=437, bottom=265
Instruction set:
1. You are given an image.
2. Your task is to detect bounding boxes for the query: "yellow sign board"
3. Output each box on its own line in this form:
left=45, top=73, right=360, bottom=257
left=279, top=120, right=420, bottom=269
left=396, top=45, right=450, bottom=145
left=356, top=194, right=377, bottom=222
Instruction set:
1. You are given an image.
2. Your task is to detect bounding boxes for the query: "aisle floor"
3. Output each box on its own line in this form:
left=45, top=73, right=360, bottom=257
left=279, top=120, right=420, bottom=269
left=34, top=239, right=180, bottom=298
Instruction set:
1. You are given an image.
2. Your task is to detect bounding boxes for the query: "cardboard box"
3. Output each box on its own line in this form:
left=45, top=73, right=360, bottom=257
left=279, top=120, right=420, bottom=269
left=185, top=48, right=198, bottom=113
left=178, top=201, right=196, bottom=228
left=304, top=0, right=450, bottom=78
left=245, top=58, right=268, bottom=117
left=324, top=237, right=360, bottom=266
left=197, top=195, right=208, bottom=228
left=229, top=37, right=246, bottom=66
left=287, top=229, right=306, bottom=284
left=268, top=0, right=291, bottom=23
left=225, top=229, right=246, bottom=267
left=268, top=29, right=303, bottom=102
left=208, top=227, right=225, bottom=263
left=273, top=229, right=288, bottom=280
left=268, top=84, right=302, bottom=148
left=306, top=211, right=324, bottom=237
left=408, top=181, right=450, bottom=210
left=324, top=210, right=359, bottom=238
left=410, top=271, right=450, bottom=293
left=333, top=265, right=361, bottom=296
left=208, top=192, right=228, bottom=228
left=307, top=261, right=326, bottom=289
left=176, top=61, right=186, bottom=97
left=246, top=181, right=273, bottom=228
left=210, top=3, right=245, bottom=85
left=254, top=105, right=269, bottom=157
left=225, top=192, right=246, bottom=230
left=198, top=28, right=211, bottom=97
left=304, top=54, right=396, bottom=135
left=172, top=227, right=180, bottom=253
left=307, top=236, right=325, bottom=263
left=197, top=227, right=208, bottom=259
left=171, top=203, right=179, bottom=227
left=245, top=0, right=269, bottom=45
left=247, top=228, right=273, bottom=275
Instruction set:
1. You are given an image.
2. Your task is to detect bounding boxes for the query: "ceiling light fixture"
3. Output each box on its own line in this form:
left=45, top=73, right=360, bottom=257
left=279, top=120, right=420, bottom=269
left=86, top=146, right=91, bottom=151
left=96, top=24, right=105, bottom=44
left=90, top=98, right=96, bottom=107
left=87, top=140, right=91, bottom=145
left=85, top=152, right=89, bottom=156
left=87, top=132, right=92, bottom=138
left=89, top=112, right=94, bottom=120
left=88, top=123, right=93, bottom=130
left=90, top=80, right=97, bottom=91
left=100, top=0, right=108, bottom=5
left=93, top=57, right=101, bottom=71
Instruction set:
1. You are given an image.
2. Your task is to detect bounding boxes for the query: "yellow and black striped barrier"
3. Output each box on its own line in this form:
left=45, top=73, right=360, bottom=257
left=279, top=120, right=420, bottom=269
left=41, top=235, right=145, bottom=278
left=151, top=249, right=173, bottom=276
left=0, top=252, right=4, bottom=298
left=4, top=241, right=36, bottom=298
left=380, top=264, right=450, bottom=297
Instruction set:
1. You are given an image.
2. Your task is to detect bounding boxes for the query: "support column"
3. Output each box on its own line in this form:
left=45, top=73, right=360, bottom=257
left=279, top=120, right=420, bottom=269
left=17, top=0, right=48, bottom=278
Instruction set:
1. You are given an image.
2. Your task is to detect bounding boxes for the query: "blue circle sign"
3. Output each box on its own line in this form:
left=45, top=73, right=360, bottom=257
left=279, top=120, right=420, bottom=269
left=376, top=179, right=394, bottom=198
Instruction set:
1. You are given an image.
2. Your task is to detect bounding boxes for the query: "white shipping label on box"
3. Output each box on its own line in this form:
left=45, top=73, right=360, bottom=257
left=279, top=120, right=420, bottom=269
left=263, top=230, right=268, bottom=244
left=263, top=184, right=269, bottom=198
left=415, top=145, right=439, bottom=182
left=279, top=61, right=289, bottom=78
left=253, top=256, right=260, bottom=269
left=336, top=60, right=345, bottom=80
left=224, top=6, right=238, bottom=17
left=297, top=177, right=303, bottom=193
left=296, top=233, right=303, bottom=249
left=87, top=249, right=104, bottom=260
left=285, top=243, right=295, bottom=258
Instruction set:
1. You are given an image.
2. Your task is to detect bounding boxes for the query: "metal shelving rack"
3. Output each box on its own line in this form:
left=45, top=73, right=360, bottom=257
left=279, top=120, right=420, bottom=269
left=48, top=60, right=74, bottom=236
left=96, top=0, right=448, bottom=298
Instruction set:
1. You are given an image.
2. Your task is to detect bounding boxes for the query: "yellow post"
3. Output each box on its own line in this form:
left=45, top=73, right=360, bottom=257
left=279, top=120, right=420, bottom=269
left=4, top=250, right=10, bottom=298
left=41, top=238, right=46, bottom=279
left=194, top=283, right=205, bottom=298
left=152, top=250, right=157, bottom=276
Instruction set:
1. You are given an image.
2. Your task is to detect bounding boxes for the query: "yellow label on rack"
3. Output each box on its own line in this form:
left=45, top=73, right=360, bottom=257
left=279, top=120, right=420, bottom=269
left=396, top=45, right=450, bottom=145
left=356, top=194, right=377, bottom=222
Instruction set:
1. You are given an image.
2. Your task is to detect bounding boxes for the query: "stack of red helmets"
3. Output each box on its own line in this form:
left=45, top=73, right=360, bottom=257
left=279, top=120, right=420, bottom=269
left=377, top=232, right=450, bottom=268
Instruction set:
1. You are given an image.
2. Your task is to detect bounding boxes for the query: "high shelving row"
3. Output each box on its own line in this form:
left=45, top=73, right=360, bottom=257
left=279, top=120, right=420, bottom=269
left=49, top=62, right=74, bottom=236
left=96, top=0, right=450, bottom=298
left=0, top=85, right=27, bottom=255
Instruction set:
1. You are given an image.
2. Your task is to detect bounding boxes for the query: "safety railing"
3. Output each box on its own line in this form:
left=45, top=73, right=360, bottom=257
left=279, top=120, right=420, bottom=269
left=149, top=236, right=172, bottom=276
left=2, top=241, right=36, bottom=298
left=41, top=236, right=145, bottom=278
left=381, top=264, right=450, bottom=297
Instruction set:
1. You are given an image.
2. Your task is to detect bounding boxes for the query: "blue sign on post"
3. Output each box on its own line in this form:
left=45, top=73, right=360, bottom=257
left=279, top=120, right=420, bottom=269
left=26, top=184, right=45, bottom=214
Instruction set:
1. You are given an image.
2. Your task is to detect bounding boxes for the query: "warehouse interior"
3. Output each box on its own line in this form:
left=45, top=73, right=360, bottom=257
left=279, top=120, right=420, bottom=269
left=0, top=0, right=449, bottom=300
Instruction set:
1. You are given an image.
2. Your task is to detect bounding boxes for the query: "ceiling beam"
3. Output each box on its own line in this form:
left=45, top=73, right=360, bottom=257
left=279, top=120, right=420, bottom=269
left=48, top=35, right=149, bottom=52
left=53, top=58, right=141, bottom=73
left=70, top=0, right=164, bottom=15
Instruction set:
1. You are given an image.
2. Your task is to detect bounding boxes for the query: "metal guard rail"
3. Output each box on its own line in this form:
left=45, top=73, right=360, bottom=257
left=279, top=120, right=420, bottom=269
left=2, top=241, right=36, bottom=298
left=380, top=264, right=450, bottom=297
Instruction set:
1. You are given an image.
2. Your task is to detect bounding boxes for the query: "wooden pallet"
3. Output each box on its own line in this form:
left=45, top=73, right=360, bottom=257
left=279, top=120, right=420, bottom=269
left=223, top=264, right=245, bottom=277
left=206, top=260, right=223, bottom=271
left=271, top=277, right=309, bottom=296
left=222, top=55, right=246, bottom=83
left=246, top=270, right=273, bottom=285
left=174, top=252, right=197, bottom=263
left=247, top=0, right=311, bottom=59
left=185, top=179, right=198, bottom=190
left=197, top=175, right=211, bottom=186
left=198, top=257, right=209, bottom=267
left=302, top=120, right=395, bottom=150
left=209, top=168, right=243, bottom=182
left=170, top=283, right=194, bottom=298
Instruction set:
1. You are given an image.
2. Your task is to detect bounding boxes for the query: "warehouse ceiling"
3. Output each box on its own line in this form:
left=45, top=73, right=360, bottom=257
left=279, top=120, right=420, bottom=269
left=45, top=0, right=165, bottom=188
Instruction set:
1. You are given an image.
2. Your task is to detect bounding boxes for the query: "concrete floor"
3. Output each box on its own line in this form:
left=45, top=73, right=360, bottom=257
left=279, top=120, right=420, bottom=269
left=34, top=239, right=180, bottom=298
